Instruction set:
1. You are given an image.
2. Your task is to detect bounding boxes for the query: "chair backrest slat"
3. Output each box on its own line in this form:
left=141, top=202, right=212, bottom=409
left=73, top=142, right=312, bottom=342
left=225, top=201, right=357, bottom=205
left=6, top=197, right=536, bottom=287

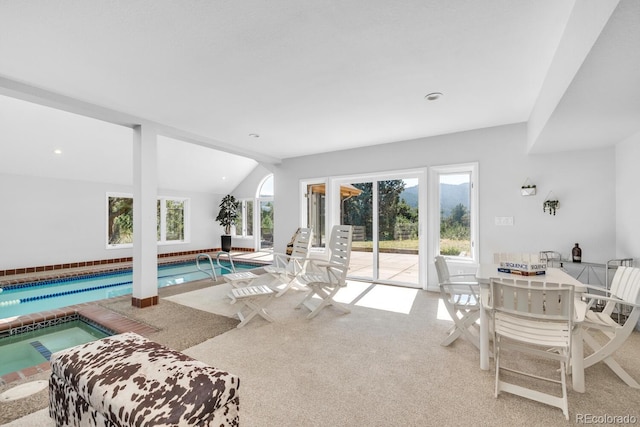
left=610, top=266, right=640, bottom=305
left=434, top=256, right=450, bottom=283
left=327, top=225, right=353, bottom=283
left=290, top=228, right=313, bottom=258
left=286, top=228, right=313, bottom=274
left=491, top=279, right=575, bottom=322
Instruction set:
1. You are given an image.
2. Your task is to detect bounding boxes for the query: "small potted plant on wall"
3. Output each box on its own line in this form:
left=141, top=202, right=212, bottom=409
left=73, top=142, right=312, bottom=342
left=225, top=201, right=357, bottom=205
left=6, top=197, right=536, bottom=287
left=216, top=194, right=239, bottom=252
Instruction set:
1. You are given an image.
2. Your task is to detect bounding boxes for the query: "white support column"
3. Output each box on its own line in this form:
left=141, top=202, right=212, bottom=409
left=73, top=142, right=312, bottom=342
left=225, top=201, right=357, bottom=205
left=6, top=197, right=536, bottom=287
left=132, top=124, right=159, bottom=308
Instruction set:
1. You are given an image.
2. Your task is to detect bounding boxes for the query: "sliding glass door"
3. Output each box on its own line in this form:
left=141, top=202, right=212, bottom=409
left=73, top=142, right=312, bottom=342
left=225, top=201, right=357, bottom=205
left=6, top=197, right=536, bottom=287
left=337, top=172, right=422, bottom=286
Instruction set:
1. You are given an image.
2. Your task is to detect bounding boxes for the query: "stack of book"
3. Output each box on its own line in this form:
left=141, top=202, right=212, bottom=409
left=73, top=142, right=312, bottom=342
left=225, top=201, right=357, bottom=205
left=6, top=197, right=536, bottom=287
left=494, top=253, right=547, bottom=276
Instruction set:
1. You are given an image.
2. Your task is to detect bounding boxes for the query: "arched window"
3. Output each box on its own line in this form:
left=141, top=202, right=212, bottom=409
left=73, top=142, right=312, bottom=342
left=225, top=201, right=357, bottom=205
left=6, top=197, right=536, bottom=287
left=257, top=175, right=274, bottom=250
left=258, top=174, right=274, bottom=197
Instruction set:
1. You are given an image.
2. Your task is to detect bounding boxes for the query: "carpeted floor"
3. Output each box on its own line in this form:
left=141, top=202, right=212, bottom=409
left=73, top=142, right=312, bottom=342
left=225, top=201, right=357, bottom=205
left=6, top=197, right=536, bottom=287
left=2, top=278, right=640, bottom=426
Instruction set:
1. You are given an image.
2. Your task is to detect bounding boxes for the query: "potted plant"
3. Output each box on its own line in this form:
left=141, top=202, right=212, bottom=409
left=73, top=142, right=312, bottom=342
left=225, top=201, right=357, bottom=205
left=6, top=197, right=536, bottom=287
left=216, top=194, right=239, bottom=252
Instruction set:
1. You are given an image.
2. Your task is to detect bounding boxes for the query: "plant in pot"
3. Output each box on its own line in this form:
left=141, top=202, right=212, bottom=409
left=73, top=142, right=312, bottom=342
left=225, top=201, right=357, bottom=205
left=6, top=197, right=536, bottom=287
left=216, top=194, right=239, bottom=252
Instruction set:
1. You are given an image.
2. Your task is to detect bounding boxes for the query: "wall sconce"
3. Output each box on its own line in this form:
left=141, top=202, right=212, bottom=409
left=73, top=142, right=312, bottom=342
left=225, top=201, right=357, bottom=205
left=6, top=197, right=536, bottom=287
left=543, top=191, right=559, bottom=215
left=521, top=178, right=536, bottom=196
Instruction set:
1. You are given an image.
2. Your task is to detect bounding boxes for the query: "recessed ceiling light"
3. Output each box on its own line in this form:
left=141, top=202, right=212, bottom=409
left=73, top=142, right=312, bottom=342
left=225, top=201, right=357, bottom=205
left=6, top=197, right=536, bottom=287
left=249, top=133, right=260, bottom=138
left=222, top=176, right=227, bottom=181
left=424, top=92, right=443, bottom=101
left=53, top=149, right=63, bottom=155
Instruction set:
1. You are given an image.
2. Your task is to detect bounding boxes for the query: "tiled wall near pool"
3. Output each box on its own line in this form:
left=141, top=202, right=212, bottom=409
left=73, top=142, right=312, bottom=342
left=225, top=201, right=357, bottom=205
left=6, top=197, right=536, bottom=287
left=0, top=247, right=256, bottom=282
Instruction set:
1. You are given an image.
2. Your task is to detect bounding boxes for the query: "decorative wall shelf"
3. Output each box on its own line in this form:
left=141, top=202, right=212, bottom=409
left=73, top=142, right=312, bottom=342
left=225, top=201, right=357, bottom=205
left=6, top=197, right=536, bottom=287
left=521, top=178, right=536, bottom=196
left=543, top=191, right=559, bottom=215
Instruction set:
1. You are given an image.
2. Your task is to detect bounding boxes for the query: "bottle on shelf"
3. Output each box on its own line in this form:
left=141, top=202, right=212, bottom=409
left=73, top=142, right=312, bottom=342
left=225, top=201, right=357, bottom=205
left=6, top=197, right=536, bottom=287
left=572, top=243, right=582, bottom=263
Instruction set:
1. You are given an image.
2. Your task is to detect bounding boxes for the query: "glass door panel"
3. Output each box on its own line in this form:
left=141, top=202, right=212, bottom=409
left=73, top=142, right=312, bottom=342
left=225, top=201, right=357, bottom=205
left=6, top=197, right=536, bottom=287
left=377, top=179, right=419, bottom=283
left=439, top=173, right=471, bottom=258
left=306, top=183, right=326, bottom=249
left=335, top=173, right=421, bottom=286
left=341, top=181, right=374, bottom=279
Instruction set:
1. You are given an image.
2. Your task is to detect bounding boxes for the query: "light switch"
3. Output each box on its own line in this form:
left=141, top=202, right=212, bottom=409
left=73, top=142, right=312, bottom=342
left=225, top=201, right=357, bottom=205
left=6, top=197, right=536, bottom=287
left=495, top=216, right=514, bottom=226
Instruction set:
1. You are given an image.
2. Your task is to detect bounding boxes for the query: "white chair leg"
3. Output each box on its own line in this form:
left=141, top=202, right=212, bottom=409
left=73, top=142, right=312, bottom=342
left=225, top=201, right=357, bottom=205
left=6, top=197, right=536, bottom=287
left=297, top=283, right=350, bottom=319
left=275, top=277, right=297, bottom=297
left=583, top=330, right=640, bottom=388
left=440, top=309, right=480, bottom=349
left=236, top=297, right=275, bottom=327
left=295, top=289, right=316, bottom=310
left=494, top=343, right=501, bottom=398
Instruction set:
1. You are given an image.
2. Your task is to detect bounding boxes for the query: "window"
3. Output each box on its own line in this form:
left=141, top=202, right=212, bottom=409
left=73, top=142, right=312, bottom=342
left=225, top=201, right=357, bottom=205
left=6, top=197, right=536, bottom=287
left=235, top=199, right=254, bottom=237
left=431, top=163, right=478, bottom=262
left=107, top=194, right=133, bottom=245
left=107, top=193, right=189, bottom=247
left=257, top=175, right=274, bottom=250
left=158, top=197, right=188, bottom=243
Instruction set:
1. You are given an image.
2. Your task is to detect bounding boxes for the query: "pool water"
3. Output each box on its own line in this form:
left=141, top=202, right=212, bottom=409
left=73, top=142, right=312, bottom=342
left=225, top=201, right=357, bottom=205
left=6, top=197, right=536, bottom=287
left=0, top=320, right=109, bottom=376
left=0, top=261, right=255, bottom=319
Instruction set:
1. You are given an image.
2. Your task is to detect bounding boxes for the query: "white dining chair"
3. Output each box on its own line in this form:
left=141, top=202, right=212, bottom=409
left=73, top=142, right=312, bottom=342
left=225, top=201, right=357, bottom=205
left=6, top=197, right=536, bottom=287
left=491, top=278, right=575, bottom=420
left=581, top=265, right=640, bottom=389
left=435, top=256, right=480, bottom=349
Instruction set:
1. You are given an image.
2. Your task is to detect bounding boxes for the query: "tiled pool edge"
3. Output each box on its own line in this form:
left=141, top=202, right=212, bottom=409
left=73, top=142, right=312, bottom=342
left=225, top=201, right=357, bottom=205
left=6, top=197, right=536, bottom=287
left=0, top=247, right=258, bottom=282
left=0, top=249, right=268, bottom=287
left=0, top=303, right=158, bottom=385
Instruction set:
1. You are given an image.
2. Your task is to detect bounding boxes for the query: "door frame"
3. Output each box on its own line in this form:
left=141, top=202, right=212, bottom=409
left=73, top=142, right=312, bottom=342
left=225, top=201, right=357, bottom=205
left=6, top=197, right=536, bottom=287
left=329, top=168, right=427, bottom=288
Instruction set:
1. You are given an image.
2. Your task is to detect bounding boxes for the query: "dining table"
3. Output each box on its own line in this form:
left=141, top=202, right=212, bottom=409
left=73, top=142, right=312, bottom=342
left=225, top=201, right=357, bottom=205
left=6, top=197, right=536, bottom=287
left=475, top=263, right=588, bottom=393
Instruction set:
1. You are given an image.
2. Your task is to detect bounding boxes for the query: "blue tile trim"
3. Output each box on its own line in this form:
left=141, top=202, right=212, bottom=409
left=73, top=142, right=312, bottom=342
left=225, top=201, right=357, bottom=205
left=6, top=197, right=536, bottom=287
left=29, top=340, right=52, bottom=361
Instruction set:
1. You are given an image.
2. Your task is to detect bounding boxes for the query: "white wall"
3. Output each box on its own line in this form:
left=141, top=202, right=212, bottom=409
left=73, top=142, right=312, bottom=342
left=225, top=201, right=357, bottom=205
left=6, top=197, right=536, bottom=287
left=0, top=173, right=221, bottom=269
left=615, top=131, right=640, bottom=263
left=272, top=123, right=616, bottom=286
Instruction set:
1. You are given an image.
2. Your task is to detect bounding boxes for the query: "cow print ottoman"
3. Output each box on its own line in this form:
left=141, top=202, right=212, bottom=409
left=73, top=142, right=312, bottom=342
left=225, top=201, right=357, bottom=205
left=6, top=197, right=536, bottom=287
left=48, top=332, right=240, bottom=426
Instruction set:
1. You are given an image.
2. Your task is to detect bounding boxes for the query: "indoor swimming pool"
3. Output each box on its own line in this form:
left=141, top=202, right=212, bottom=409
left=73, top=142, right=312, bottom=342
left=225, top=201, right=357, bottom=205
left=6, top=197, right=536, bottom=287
left=0, top=261, right=255, bottom=320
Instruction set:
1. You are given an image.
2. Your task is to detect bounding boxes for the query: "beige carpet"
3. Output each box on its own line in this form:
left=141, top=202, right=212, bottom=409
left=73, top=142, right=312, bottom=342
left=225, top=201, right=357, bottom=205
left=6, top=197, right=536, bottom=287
left=4, top=280, right=640, bottom=426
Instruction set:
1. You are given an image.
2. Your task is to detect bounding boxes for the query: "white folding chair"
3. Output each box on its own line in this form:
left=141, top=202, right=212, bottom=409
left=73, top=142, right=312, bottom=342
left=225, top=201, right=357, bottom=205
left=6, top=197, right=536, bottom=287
left=228, top=284, right=276, bottom=328
left=263, top=227, right=313, bottom=297
left=491, top=278, right=575, bottom=420
left=296, top=225, right=353, bottom=319
left=581, top=266, right=640, bottom=389
left=435, top=255, right=480, bottom=349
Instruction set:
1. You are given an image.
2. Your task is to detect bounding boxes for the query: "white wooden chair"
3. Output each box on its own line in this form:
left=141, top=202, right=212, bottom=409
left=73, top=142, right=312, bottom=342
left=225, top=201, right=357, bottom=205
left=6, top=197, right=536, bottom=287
left=491, top=278, right=575, bottom=420
left=295, top=225, right=353, bottom=319
left=263, top=227, right=313, bottom=297
left=581, top=265, right=640, bottom=389
left=227, top=284, right=276, bottom=328
left=435, top=255, right=481, bottom=349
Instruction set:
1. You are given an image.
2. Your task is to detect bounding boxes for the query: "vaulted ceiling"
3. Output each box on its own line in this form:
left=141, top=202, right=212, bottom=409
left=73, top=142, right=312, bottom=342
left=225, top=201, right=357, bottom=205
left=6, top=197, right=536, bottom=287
left=1, top=1, right=637, bottom=193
